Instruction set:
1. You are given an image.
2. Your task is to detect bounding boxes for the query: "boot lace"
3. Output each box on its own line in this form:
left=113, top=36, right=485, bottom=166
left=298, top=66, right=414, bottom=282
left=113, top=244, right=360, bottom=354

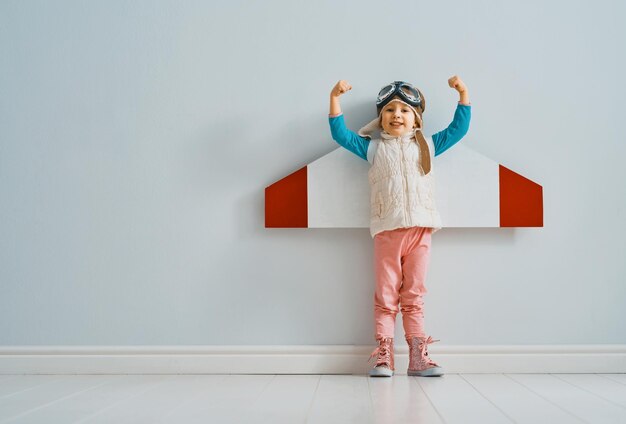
left=419, top=336, right=440, bottom=366
left=368, top=338, right=393, bottom=368
left=408, top=335, right=440, bottom=368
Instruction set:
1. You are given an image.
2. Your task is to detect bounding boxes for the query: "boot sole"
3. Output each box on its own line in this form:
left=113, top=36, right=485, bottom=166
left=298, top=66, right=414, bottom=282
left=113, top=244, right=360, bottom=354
left=407, top=366, right=444, bottom=377
left=369, top=366, right=394, bottom=377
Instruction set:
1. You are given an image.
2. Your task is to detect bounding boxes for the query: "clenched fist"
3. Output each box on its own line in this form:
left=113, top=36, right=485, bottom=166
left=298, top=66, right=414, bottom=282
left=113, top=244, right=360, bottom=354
left=448, top=75, right=467, bottom=93
left=331, top=80, right=352, bottom=98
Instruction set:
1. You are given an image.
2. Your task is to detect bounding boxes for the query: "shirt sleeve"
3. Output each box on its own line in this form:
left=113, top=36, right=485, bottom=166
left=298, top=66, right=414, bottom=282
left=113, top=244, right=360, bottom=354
left=328, top=114, right=370, bottom=161
left=432, top=103, right=471, bottom=157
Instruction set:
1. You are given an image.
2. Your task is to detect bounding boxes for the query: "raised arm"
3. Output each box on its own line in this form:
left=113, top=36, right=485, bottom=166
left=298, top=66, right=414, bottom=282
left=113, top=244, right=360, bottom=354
left=328, top=80, right=370, bottom=161
left=329, top=80, right=352, bottom=116
left=432, top=75, right=472, bottom=156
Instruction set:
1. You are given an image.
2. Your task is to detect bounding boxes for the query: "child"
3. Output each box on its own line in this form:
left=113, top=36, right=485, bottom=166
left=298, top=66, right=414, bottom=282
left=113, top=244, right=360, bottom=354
left=328, top=77, right=471, bottom=377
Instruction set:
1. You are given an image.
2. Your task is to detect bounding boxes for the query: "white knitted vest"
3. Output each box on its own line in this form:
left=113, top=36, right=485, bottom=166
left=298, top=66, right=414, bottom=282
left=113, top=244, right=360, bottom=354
left=367, top=130, right=442, bottom=238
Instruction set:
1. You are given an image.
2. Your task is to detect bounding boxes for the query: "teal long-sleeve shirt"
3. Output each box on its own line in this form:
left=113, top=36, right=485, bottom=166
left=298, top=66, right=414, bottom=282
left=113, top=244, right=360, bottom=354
left=328, top=103, right=471, bottom=161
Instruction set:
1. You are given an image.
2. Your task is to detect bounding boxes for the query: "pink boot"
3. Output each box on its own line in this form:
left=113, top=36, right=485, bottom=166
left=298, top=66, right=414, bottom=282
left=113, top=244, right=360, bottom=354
left=406, top=335, right=444, bottom=377
left=368, top=337, right=394, bottom=377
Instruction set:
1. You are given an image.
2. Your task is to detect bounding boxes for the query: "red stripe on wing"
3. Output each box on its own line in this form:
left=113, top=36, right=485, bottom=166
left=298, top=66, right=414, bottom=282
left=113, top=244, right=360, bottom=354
left=499, top=165, right=543, bottom=227
left=265, top=166, right=308, bottom=228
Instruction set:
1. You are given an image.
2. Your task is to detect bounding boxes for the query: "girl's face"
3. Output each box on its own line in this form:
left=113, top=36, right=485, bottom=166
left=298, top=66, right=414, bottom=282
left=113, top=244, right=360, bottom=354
left=380, top=99, right=417, bottom=137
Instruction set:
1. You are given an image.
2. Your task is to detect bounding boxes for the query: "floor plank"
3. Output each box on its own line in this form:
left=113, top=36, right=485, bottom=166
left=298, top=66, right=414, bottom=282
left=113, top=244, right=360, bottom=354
left=461, top=374, right=584, bottom=423
left=307, top=375, right=373, bottom=424
left=598, top=373, right=626, bottom=385
left=235, top=375, right=320, bottom=423
left=552, top=374, right=626, bottom=408
left=0, top=375, right=113, bottom=422
left=77, top=376, right=221, bottom=424
left=0, top=376, right=64, bottom=399
left=417, top=374, right=514, bottom=423
left=369, top=375, right=444, bottom=424
left=5, top=375, right=167, bottom=424
left=509, top=374, right=626, bottom=424
left=157, top=375, right=273, bottom=423
left=0, top=377, right=18, bottom=386
left=0, top=374, right=624, bottom=423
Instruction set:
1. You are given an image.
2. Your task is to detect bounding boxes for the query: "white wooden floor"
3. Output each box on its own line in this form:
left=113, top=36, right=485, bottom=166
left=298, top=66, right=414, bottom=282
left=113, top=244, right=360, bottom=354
left=0, top=374, right=625, bottom=423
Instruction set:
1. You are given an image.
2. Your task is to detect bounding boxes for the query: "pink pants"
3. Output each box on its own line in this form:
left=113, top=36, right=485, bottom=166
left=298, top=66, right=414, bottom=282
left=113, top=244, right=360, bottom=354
left=373, top=226, right=433, bottom=341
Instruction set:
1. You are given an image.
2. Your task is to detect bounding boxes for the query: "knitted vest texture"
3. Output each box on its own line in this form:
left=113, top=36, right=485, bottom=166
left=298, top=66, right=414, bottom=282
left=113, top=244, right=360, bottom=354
left=368, top=131, right=442, bottom=238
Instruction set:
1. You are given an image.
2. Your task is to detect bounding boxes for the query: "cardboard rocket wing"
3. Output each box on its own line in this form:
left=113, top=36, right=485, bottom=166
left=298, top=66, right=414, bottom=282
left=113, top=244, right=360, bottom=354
left=265, top=144, right=543, bottom=229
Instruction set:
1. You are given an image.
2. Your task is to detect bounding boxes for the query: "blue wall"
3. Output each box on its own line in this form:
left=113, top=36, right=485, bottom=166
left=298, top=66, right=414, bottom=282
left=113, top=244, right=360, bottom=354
left=1, top=0, right=625, bottom=345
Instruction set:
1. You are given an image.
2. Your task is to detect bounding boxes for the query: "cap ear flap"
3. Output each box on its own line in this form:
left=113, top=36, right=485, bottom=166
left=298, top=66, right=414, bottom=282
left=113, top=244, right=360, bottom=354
left=414, top=112, right=423, bottom=130
left=358, top=117, right=382, bottom=139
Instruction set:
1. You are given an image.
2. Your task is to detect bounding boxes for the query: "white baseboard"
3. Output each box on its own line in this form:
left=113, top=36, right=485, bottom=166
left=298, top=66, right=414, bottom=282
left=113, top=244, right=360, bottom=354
left=1, top=345, right=625, bottom=375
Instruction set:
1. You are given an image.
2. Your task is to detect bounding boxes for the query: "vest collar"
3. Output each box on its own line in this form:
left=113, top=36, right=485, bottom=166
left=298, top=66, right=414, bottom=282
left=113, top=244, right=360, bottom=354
left=380, top=129, right=417, bottom=142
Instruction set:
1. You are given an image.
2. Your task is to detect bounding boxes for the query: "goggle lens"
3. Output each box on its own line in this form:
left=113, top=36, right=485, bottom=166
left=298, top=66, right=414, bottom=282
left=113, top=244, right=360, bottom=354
left=400, top=85, right=419, bottom=102
left=376, top=82, right=422, bottom=109
left=377, top=85, right=395, bottom=103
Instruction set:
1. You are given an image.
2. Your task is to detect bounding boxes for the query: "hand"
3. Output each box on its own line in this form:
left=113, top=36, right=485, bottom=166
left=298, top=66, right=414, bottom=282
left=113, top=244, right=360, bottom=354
left=448, top=75, right=467, bottom=93
left=331, top=80, right=352, bottom=98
